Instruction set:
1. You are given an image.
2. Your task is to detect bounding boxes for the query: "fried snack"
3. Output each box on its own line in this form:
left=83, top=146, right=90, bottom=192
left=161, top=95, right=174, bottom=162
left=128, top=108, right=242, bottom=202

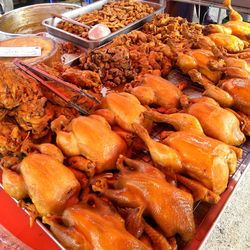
left=143, top=14, right=203, bottom=52
left=57, top=0, right=154, bottom=39
left=80, top=31, right=173, bottom=86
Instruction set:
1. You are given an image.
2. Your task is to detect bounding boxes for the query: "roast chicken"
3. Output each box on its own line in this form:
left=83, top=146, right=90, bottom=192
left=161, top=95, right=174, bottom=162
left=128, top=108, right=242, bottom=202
left=93, top=156, right=195, bottom=242
left=45, top=194, right=151, bottom=250
left=126, top=74, right=182, bottom=111
left=97, top=92, right=151, bottom=132
left=177, top=49, right=221, bottom=84
left=204, top=0, right=250, bottom=41
left=51, top=114, right=127, bottom=174
left=185, top=97, right=245, bottom=145
left=2, top=143, right=80, bottom=216
left=163, top=131, right=240, bottom=194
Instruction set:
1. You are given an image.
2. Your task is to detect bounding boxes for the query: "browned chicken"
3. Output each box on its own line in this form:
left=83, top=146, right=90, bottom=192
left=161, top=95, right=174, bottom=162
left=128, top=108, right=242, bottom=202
left=126, top=74, right=182, bottom=110
left=177, top=49, right=221, bottom=84
left=51, top=114, right=127, bottom=174
left=62, top=68, right=102, bottom=89
left=44, top=194, right=151, bottom=250
left=223, top=0, right=250, bottom=41
left=185, top=97, right=245, bottom=145
left=20, top=152, right=80, bottom=216
left=208, top=33, right=245, bottom=53
left=219, top=78, right=250, bottom=115
left=132, top=123, right=182, bottom=173
left=93, top=156, right=195, bottom=242
left=98, top=92, right=152, bottom=132
left=164, top=131, right=240, bottom=194
left=204, top=1, right=250, bottom=41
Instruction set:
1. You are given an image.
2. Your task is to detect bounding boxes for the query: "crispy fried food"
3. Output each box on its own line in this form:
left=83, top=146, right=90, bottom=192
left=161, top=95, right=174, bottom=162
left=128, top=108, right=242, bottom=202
left=81, top=31, right=173, bottom=86
left=0, top=120, right=27, bottom=156
left=143, top=14, right=203, bottom=52
left=57, top=0, right=154, bottom=38
left=0, top=63, right=42, bottom=110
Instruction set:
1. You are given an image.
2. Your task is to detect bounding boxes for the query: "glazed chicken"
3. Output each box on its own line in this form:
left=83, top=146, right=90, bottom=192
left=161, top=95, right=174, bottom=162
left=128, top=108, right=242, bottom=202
left=177, top=49, right=221, bottom=84
left=208, top=33, right=245, bottom=53
left=21, top=153, right=80, bottom=216
left=97, top=92, right=151, bottom=132
left=45, top=195, right=151, bottom=250
left=126, top=74, right=182, bottom=111
left=93, top=156, right=195, bottom=242
left=192, top=70, right=250, bottom=116
left=2, top=143, right=80, bottom=216
left=185, top=97, right=245, bottom=145
left=204, top=0, right=250, bottom=41
left=163, top=131, right=240, bottom=194
left=51, top=114, right=127, bottom=174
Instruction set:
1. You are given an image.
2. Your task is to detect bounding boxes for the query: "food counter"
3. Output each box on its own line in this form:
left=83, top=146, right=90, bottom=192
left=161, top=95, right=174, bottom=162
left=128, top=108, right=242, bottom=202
left=0, top=0, right=250, bottom=249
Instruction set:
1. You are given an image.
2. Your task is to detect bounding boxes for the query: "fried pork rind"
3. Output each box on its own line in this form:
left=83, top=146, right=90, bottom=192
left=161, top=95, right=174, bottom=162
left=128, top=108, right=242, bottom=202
left=57, top=0, right=154, bottom=39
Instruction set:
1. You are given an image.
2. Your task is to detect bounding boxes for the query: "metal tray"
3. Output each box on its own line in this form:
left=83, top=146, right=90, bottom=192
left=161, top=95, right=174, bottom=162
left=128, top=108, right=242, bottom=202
left=42, top=0, right=164, bottom=48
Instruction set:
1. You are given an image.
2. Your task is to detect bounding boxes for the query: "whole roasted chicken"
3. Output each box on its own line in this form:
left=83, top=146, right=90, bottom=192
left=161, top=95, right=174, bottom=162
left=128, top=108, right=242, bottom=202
left=97, top=92, right=151, bottom=132
left=183, top=97, right=245, bottom=145
left=2, top=143, right=80, bottom=216
left=93, top=156, right=195, bottom=242
left=134, top=112, right=241, bottom=195
left=51, top=114, right=127, bottom=174
left=45, top=194, right=151, bottom=250
left=126, top=74, right=183, bottom=111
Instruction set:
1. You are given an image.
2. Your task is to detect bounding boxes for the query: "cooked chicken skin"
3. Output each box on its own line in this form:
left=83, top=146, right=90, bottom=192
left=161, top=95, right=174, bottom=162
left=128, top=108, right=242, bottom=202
left=187, top=98, right=245, bottom=146
left=53, top=115, right=127, bottom=173
left=128, top=74, right=182, bottom=110
left=45, top=195, right=151, bottom=250
left=164, top=131, right=240, bottom=194
left=93, top=156, right=195, bottom=242
left=99, top=92, right=151, bottom=132
left=20, top=152, right=80, bottom=216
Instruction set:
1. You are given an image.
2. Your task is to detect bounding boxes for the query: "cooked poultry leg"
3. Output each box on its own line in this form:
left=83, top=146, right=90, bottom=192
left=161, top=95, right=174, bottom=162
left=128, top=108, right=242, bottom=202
left=132, top=123, right=182, bottom=173
left=144, top=110, right=204, bottom=135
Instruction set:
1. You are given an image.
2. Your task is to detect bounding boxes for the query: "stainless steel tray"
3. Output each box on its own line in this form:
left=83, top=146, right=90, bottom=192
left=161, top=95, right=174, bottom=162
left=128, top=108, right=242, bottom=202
left=42, top=0, right=164, bottom=48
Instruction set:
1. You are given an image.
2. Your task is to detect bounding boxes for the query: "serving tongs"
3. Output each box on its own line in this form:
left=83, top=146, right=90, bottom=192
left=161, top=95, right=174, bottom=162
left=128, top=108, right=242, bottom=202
left=14, top=60, right=100, bottom=115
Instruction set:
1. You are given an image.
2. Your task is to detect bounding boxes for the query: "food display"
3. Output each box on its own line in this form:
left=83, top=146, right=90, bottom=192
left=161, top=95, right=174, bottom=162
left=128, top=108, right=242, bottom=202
left=1, top=0, right=250, bottom=249
left=57, top=0, right=154, bottom=38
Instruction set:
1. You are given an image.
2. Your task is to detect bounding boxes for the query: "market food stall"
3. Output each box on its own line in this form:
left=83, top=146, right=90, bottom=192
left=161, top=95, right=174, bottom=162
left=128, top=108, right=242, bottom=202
left=0, top=0, right=250, bottom=249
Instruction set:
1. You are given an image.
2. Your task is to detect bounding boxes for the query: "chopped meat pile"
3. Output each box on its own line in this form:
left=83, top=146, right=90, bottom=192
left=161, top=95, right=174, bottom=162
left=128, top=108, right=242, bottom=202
left=57, top=0, right=154, bottom=39
left=80, top=31, right=173, bottom=87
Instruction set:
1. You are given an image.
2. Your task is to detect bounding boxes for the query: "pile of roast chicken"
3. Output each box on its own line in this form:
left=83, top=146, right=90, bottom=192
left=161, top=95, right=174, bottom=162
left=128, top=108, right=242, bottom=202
left=1, top=0, right=250, bottom=249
